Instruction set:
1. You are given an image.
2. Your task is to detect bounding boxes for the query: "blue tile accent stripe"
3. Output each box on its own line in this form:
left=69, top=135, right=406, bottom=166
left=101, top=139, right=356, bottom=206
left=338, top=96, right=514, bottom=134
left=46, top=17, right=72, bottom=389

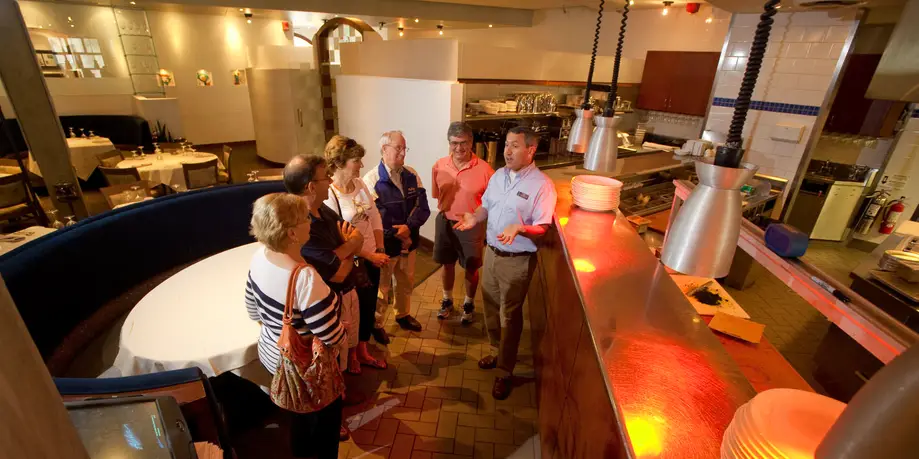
left=712, top=97, right=820, bottom=116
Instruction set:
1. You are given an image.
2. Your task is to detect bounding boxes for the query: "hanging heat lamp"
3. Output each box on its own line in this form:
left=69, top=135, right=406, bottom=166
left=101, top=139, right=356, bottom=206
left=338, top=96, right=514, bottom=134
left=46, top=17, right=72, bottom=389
left=567, top=0, right=606, bottom=154
left=661, top=0, right=779, bottom=278
left=585, top=0, right=630, bottom=172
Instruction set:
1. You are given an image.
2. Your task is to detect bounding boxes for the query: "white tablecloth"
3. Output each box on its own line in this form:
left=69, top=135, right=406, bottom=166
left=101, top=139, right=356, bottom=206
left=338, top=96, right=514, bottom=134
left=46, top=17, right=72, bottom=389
left=28, top=137, right=115, bottom=180
left=0, top=226, right=56, bottom=256
left=113, top=242, right=262, bottom=377
left=117, top=153, right=219, bottom=189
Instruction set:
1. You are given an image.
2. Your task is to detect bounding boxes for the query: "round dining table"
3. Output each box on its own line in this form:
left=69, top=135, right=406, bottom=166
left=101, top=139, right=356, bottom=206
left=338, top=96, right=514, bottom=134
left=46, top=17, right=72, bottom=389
left=113, top=242, right=263, bottom=378
left=116, top=152, right=220, bottom=189
left=28, top=137, right=115, bottom=180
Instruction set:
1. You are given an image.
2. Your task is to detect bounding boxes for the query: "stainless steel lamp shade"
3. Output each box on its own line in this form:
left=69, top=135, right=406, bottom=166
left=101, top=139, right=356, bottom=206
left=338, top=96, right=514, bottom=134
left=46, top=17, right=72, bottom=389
left=661, top=159, right=758, bottom=278
left=584, top=114, right=619, bottom=172
left=567, top=108, right=594, bottom=154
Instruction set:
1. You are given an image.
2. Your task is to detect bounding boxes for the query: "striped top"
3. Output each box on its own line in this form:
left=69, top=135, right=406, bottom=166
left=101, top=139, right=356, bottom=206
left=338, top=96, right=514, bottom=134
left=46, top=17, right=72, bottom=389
left=245, top=245, right=344, bottom=375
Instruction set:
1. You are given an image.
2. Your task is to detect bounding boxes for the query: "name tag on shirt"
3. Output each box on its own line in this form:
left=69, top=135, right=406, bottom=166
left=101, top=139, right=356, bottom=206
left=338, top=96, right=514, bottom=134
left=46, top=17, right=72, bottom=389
left=517, top=191, right=530, bottom=200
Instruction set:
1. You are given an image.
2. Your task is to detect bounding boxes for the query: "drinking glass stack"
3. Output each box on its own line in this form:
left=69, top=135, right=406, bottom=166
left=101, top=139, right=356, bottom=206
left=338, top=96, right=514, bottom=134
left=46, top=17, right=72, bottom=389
left=721, top=389, right=846, bottom=459
left=571, top=175, right=622, bottom=212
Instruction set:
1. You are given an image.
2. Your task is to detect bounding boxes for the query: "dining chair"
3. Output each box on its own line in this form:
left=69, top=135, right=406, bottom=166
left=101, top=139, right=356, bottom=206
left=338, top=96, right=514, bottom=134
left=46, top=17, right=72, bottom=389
left=0, top=172, right=34, bottom=225
left=99, top=166, right=141, bottom=186
left=95, top=149, right=125, bottom=168
left=183, top=158, right=219, bottom=190
left=220, top=145, right=232, bottom=184
left=253, top=168, right=283, bottom=181
left=54, top=368, right=234, bottom=459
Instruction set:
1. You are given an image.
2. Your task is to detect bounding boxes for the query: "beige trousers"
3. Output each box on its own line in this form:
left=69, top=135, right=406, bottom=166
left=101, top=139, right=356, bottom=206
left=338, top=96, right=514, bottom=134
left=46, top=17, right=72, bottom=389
left=481, top=248, right=537, bottom=377
left=338, top=290, right=359, bottom=369
left=376, top=250, right=415, bottom=328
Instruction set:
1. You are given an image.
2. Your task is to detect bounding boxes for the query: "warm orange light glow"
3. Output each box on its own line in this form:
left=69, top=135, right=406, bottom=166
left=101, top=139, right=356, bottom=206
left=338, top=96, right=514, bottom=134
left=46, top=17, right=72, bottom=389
left=573, top=259, right=596, bottom=272
left=625, top=415, right=666, bottom=457
left=705, top=16, right=713, bottom=23
left=559, top=217, right=569, bottom=226
left=662, top=7, right=669, bottom=16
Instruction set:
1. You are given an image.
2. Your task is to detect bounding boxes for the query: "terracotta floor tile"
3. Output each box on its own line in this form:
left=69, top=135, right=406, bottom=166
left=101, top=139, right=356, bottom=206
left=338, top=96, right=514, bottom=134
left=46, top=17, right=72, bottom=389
left=436, top=411, right=459, bottom=439
left=351, top=429, right=377, bottom=444
left=414, top=436, right=455, bottom=453
left=399, top=420, right=439, bottom=437
left=405, top=385, right=427, bottom=409
left=454, top=425, right=476, bottom=456
left=391, top=433, right=417, bottom=459
left=420, top=398, right=442, bottom=423
left=457, top=413, right=495, bottom=429
left=411, top=452, right=433, bottom=459
left=493, top=443, right=521, bottom=459
left=373, top=418, right=400, bottom=446
left=348, top=444, right=391, bottom=459
left=383, top=407, right=423, bottom=422
left=441, top=398, right=478, bottom=414
left=426, top=386, right=462, bottom=400
left=475, top=428, right=514, bottom=445
left=473, top=442, right=494, bottom=459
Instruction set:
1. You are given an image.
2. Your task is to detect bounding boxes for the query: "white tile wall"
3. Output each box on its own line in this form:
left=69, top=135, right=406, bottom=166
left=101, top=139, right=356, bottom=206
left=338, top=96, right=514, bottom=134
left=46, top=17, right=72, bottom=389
left=705, top=10, right=857, bottom=184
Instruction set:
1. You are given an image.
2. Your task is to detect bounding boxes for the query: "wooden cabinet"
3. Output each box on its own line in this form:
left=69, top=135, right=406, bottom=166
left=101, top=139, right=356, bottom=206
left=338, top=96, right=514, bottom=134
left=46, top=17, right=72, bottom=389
left=636, top=51, right=720, bottom=116
left=824, top=54, right=908, bottom=137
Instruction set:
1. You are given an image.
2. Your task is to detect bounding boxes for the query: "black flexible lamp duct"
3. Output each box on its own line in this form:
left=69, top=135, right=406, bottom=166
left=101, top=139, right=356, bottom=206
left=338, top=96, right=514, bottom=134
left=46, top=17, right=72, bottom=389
left=584, top=1, right=629, bottom=172
left=661, top=0, right=778, bottom=278
left=567, top=0, right=605, bottom=154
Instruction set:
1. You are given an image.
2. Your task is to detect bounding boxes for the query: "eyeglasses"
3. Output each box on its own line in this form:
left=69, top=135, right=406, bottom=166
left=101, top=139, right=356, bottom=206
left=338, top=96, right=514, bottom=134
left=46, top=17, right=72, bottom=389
left=449, top=140, right=472, bottom=150
left=385, top=145, right=409, bottom=154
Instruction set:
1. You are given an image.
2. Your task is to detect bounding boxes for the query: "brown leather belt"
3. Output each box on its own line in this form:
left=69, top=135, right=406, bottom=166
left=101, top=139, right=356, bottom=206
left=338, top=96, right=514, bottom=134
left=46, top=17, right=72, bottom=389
left=488, top=245, right=534, bottom=258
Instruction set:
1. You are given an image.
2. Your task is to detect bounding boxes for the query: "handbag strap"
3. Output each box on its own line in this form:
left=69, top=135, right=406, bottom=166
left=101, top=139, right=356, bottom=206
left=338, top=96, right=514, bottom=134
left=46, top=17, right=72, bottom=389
left=283, top=264, right=307, bottom=324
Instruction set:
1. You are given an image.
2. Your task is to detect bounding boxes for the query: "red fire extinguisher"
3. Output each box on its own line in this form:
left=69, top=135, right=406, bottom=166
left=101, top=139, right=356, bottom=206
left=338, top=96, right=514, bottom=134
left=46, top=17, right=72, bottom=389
left=880, top=196, right=907, bottom=234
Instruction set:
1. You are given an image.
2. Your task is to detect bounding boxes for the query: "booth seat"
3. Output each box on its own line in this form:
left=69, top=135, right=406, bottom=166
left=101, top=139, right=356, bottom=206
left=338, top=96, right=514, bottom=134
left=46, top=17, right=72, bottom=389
left=0, top=181, right=284, bottom=372
left=0, top=115, right=154, bottom=155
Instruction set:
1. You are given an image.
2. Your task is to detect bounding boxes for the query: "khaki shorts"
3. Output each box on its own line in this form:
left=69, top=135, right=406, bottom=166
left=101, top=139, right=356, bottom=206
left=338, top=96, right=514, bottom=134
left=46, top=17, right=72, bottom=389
left=433, top=212, right=486, bottom=270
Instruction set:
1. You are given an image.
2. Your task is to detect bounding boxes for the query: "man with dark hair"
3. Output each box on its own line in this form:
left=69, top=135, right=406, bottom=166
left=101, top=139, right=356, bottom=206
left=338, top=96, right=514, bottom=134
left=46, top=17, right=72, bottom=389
left=432, top=122, right=494, bottom=325
left=283, top=154, right=365, bottom=381
left=454, top=126, right=558, bottom=400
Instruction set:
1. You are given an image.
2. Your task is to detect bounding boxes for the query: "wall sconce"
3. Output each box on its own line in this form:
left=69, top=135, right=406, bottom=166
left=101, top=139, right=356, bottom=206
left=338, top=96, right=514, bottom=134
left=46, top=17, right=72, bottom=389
left=398, top=27, right=404, bottom=37
left=437, top=24, right=443, bottom=35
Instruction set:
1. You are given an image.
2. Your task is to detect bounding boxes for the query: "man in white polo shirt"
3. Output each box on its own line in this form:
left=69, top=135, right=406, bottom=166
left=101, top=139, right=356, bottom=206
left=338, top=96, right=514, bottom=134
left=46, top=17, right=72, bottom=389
left=454, top=126, right=558, bottom=400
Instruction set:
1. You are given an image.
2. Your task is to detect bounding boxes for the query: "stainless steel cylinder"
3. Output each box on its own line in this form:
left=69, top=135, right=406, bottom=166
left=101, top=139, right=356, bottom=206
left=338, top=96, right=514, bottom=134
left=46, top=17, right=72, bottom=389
left=567, top=108, right=594, bottom=154
left=584, top=114, right=620, bottom=172
left=661, top=159, right=758, bottom=278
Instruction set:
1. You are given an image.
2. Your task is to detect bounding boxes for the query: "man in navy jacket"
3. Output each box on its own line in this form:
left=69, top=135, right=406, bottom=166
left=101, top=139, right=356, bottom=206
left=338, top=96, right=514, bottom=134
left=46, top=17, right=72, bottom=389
left=363, top=130, right=430, bottom=336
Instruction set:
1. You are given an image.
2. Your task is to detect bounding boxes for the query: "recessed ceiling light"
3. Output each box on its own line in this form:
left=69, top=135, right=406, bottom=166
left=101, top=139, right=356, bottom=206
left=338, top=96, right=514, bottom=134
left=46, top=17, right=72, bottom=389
left=129, top=1, right=136, bottom=4
left=705, top=16, right=713, bottom=23
left=488, top=24, right=493, bottom=28
left=414, top=18, right=419, bottom=23
left=629, top=0, right=634, bottom=4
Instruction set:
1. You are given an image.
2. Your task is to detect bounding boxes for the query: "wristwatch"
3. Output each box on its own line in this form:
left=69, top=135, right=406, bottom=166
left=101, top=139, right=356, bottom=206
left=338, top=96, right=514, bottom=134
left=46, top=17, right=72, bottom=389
left=375, top=248, right=386, bottom=254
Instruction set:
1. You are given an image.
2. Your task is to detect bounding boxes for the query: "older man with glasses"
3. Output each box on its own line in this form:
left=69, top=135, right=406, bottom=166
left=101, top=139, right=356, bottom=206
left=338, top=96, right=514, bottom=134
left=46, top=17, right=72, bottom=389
left=432, top=122, right=494, bottom=325
left=363, top=131, right=430, bottom=337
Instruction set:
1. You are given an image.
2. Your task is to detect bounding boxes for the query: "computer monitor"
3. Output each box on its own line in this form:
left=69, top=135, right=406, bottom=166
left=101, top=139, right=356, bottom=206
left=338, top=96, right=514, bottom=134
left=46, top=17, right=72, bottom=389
left=65, top=396, right=195, bottom=459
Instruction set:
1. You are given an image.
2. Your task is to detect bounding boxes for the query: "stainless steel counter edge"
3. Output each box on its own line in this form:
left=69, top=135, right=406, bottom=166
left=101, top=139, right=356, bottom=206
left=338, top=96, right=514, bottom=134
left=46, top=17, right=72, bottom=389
left=549, top=183, right=756, bottom=458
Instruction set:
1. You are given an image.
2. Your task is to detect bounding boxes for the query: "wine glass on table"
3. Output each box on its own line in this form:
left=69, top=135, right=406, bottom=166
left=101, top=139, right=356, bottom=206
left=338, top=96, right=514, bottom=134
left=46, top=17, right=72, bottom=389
left=67, top=127, right=75, bottom=138
left=64, top=216, right=77, bottom=227
left=47, top=209, right=64, bottom=229
left=79, top=128, right=86, bottom=138
left=138, top=145, right=145, bottom=159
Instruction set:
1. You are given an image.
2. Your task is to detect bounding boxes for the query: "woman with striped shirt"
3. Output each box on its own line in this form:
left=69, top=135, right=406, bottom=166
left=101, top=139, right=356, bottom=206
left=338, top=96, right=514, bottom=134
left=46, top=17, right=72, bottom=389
left=245, top=193, right=344, bottom=459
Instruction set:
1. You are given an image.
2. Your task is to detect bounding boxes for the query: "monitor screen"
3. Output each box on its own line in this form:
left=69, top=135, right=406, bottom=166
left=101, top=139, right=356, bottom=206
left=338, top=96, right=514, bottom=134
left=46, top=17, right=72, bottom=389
left=68, top=401, right=172, bottom=458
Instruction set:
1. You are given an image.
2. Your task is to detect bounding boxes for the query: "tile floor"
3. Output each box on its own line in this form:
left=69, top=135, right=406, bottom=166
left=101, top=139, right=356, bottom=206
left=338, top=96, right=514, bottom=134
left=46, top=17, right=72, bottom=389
left=335, top=267, right=540, bottom=459
left=724, top=240, right=873, bottom=392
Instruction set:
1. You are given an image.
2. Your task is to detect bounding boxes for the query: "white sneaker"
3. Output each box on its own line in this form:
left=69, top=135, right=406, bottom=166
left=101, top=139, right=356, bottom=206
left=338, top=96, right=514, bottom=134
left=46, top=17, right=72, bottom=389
left=461, top=310, right=474, bottom=325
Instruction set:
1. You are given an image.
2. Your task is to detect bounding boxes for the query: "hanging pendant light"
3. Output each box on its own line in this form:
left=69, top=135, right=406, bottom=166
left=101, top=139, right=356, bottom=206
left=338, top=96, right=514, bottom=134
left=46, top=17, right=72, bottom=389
left=567, top=0, right=606, bottom=154
left=585, top=1, right=630, bottom=172
left=661, top=0, right=779, bottom=278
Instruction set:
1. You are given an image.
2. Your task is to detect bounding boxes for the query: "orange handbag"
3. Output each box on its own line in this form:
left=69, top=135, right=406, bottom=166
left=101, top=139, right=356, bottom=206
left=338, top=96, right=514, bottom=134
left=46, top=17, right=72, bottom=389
left=269, top=264, right=345, bottom=413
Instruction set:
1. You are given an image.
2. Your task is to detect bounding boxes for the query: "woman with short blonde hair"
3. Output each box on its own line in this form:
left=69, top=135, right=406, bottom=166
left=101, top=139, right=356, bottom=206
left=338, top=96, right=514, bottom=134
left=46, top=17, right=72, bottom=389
left=245, top=192, right=344, bottom=459
left=324, top=135, right=389, bottom=370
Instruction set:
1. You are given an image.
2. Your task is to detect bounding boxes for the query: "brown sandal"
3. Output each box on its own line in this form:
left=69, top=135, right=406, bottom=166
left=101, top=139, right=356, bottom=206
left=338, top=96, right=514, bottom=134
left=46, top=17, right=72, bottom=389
left=478, top=355, right=498, bottom=370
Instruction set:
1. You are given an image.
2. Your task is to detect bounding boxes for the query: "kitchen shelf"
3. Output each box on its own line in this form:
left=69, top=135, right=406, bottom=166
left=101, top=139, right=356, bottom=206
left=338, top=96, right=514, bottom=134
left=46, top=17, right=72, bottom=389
left=458, top=79, right=639, bottom=91
left=465, top=112, right=561, bottom=121
left=557, top=104, right=633, bottom=114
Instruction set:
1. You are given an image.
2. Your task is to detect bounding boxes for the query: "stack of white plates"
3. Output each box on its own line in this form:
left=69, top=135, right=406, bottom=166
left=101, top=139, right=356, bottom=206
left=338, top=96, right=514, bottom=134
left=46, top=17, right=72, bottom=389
left=721, top=389, right=846, bottom=459
left=571, top=175, right=622, bottom=212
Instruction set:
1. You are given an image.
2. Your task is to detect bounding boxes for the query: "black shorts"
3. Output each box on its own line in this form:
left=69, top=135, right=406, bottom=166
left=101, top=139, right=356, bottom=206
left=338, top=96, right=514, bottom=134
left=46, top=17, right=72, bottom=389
left=433, top=212, right=486, bottom=270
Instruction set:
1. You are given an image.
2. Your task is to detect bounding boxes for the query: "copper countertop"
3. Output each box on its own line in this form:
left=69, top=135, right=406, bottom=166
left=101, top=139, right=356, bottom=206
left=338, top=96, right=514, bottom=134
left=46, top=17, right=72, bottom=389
left=552, top=176, right=756, bottom=458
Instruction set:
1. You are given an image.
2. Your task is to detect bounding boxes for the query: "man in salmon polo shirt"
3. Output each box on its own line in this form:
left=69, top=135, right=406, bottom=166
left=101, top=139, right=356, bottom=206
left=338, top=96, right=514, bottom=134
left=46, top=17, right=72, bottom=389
left=432, top=122, right=495, bottom=325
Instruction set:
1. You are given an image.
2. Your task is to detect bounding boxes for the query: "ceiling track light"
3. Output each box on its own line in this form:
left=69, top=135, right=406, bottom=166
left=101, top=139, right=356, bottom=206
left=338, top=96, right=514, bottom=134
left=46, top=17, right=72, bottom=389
left=398, top=26, right=404, bottom=37
left=662, top=1, right=672, bottom=15
left=437, top=24, right=443, bottom=35
left=414, top=18, right=419, bottom=23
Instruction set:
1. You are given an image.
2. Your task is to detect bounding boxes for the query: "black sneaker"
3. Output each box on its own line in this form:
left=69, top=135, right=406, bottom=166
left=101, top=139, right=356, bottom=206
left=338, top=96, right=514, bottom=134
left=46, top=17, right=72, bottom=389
left=371, top=327, right=391, bottom=345
left=437, top=298, right=454, bottom=320
left=461, top=302, right=475, bottom=325
left=395, top=315, right=423, bottom=332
